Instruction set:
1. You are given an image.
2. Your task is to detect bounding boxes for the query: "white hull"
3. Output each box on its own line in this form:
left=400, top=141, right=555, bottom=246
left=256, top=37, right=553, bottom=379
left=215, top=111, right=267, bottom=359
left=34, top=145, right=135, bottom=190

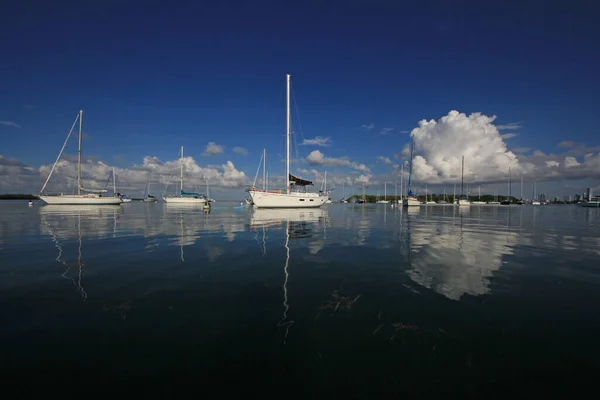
left=458, top=199, right=471, bottom=206
left=472, top=201, right=486, bottom=205
left=403, top=197, right=421, bottom=207
left=39, top=195, right=123, bottom=205
left=249, top=190, right=328, bottom=208
left=532, top=201, right=541, bottom=205
left=376, top=200, right=389, bottom=204
left=122, top=198, right=132, bottom=203
left=580, top=201, right=600, bottom=207
left=163, top=196, right=206, bottom=204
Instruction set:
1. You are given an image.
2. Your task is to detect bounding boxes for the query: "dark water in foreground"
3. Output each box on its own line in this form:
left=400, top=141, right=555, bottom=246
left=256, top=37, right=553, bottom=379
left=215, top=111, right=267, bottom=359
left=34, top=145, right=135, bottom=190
left=1, top=201, right=599, bottom=396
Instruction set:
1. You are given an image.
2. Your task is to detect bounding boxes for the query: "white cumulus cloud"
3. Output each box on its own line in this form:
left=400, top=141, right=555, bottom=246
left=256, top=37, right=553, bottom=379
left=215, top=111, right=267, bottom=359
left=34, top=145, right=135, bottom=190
left=360, top=123, right=375, bottom=131
left=376, top=156, right=392, bottom=165
left=306, top=150, right=371, bottom=173
left=202, top=142, right=225, bottom=156
left=232, top=146, right=248, bottom=155
left=405, top=110, right=533, bottom=184
left=564, top=156, right=580, bottom=168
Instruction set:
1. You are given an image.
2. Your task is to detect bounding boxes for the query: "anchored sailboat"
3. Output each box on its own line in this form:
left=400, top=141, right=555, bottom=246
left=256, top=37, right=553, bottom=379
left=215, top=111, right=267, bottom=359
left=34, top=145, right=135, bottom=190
left=403, top=138, right=420, bottom=207
left=458, top=155, right=471, bottom=206
left=163, top=146, right=207, bottom=204
left=39, top=110, right=123, bottom=205
left=249, top=74, right=328, bottom=208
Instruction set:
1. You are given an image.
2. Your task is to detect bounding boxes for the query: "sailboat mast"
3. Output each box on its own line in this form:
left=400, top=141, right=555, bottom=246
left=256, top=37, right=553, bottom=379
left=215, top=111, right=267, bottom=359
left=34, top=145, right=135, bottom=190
left=521, top=176, right=523, bottom=200
left=400, top=164, right=404, bottom=199
left=508, top=166, right=511, bottom=201
left=180, top=146, right=184, bottom=193
left=384, top=182, right=387, bottom=200
left=461, top=155, right=464, bottom=197
left=263, top=149, right=266, bottom=191
left=286, top=74, right=291, bottom=194
left=113, top=167, right=116, bottom=194
left=77, top=110, right=83, bottom=195
left=407, top=139, right=414, bottom=195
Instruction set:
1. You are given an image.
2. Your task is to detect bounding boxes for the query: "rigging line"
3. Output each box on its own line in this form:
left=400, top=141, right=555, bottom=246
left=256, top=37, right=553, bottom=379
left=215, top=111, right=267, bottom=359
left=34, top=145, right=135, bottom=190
left=40, top=112, right=80, bottom=194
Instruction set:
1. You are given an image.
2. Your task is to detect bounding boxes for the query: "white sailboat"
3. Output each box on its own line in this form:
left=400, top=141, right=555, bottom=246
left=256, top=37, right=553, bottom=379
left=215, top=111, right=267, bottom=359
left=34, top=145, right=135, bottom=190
left=376, top=182, right=390, bottom=203
left=458, top=155, right=471, bottom=206
left=532, top=180, right=541, bottom=205
left=39, top=110, right=123, bottom=205
left=324, top=172, right=333, bottom=204
left=249, top=74, right=328, bottom=208
left=163, top=146, right=207, bottom=204
left=112, top=168, right=131, bottom=202
left=403, top=139, right=421, bottom=207
left=472, top=186, right=486, bottom=205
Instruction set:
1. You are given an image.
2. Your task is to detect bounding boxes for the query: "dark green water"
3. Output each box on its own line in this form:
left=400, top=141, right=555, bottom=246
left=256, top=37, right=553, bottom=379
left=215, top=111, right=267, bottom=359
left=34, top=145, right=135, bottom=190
left=1, top=201, right=599, bottom=396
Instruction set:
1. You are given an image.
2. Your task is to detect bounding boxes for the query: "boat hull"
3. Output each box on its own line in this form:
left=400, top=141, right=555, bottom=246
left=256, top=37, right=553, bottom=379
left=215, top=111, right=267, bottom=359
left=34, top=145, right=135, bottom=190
left=581, top=201, right=600, bottom=207
left=249, top=190, right=328, bottom=208
left=402, top=198, right=421, bottom=207
left=39, top=195, right=123, bottom=205
left=458, top=199, right=471, bottom=206
left=163, top=196, right=206, bottom=204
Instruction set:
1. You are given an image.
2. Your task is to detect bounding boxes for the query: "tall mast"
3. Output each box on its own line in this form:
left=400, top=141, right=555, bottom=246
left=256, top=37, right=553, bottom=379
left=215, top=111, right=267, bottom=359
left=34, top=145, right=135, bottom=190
left=263, top=148, right=266, bottom=191
left=384, top=182, right=387, bottom=200
left=508, top=166, right=512, bottom=201
left=407, top=139, right=414, bottom=196
left=77, top=110, right=83, bottom=195
left=521, top=176, right=523, bottom=200
left=113, top=167, right=116, bottom=194
left=286, top=74, right=291, bottom=194
left=180, top=146, right=184, bottom=193
left=400, top=164, right=404, bottom=199
left=461, top=155, right=464, bottom=197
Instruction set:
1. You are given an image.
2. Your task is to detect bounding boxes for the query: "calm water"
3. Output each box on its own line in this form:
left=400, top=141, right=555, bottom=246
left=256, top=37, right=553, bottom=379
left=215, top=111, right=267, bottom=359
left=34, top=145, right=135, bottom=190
left=1, top=201, right=599, bottom=395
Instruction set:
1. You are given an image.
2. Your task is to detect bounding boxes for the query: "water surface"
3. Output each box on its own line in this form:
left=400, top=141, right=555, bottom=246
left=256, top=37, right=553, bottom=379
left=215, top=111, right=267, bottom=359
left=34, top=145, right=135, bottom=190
left=1, top=201, right=599, bottom=395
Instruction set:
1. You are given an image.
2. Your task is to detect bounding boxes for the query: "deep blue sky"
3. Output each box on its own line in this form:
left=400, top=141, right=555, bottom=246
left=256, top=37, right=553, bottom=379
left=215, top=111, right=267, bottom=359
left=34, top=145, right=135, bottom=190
left=1, top=0, right=598, bottom=187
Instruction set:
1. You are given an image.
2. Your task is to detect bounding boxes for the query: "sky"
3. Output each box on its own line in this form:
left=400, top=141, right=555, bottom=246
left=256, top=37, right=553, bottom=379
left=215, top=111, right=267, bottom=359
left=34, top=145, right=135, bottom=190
left=1, top=0, right=599, bottom=200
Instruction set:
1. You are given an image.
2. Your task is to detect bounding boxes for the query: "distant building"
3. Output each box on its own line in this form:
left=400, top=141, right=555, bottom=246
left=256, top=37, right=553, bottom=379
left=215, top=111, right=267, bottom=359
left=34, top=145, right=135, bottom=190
left=539, top=193, right=546, bottom=202
left=575, top=194, right=581, bottom=202
left=586, top=188, right=593, bottom=201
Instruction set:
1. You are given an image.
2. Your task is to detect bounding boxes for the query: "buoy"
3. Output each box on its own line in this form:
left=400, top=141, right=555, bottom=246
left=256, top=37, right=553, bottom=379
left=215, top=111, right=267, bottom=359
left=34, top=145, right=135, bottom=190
left=28, top=201, right=34, bottom=207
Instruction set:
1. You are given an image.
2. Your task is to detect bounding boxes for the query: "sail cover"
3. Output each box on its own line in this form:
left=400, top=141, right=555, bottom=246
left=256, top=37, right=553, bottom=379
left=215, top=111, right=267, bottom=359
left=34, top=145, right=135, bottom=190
left=289, top=174, right=313, bottom=186
left=181, top=190, right=205, bottom=196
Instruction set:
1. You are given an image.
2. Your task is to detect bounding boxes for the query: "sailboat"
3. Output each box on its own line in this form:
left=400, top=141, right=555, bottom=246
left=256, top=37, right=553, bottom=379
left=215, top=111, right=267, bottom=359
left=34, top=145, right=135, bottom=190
left=248, top=74, right=328, bottom=208
left=403, top=138, right=421, bottom=207
left=376, top=182, right=390, bottom=204
left=324, top=172, right=333, bottom=204
left=143, top=173, right=158, bottom=202
left=531, top=180, right=541, bottom=205
left=472, top=185, right=486, bottom=205
left=163, top=146, right=207, bottom=204
left=458, top=156, right=471, bottom=206
left=112, top=168, right=131, bottom=202
left=425, top=184, right=436, bottom=204
left=39, top=110, right=123, bottom=205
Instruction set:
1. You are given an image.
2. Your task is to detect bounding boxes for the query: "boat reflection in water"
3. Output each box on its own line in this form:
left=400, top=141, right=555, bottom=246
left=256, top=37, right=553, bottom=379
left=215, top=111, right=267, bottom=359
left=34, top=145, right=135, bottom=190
left=400, top=205, right=521, bottom=301
left=164, top=203, right=209, bottom=262
left=38, top=205, right=123, bottom=299
left=249, top=208, right=329, bottom=342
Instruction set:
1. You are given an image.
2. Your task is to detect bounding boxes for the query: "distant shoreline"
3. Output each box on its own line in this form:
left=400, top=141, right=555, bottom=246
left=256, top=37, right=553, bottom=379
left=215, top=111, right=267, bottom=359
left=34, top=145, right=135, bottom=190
left=0, top=194, right=39, bottom=200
